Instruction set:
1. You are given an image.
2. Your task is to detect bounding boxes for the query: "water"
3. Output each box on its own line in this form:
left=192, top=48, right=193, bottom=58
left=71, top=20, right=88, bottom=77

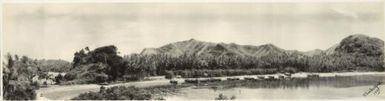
left=165, top=75, right=385, bottom=100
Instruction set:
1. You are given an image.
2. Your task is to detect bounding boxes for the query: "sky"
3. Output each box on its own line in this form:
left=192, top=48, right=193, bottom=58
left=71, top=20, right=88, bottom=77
left=3, top=2, right=384, bottom=61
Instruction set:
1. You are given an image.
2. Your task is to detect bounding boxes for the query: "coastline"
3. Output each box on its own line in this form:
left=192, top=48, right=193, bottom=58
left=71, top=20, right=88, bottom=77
left=173, top=71, right=385, bottom=83
left=36, top=71, right=385, bottom=100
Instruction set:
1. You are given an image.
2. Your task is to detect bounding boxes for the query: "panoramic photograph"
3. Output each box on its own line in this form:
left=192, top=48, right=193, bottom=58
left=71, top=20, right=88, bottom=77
left=2, top=1, right=385, bottom=100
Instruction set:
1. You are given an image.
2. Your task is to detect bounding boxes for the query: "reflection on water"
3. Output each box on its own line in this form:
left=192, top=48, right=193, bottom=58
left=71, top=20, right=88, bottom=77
left=224, top=75, right=385, bottom=89
left=165, top=75, right=385, bottom=100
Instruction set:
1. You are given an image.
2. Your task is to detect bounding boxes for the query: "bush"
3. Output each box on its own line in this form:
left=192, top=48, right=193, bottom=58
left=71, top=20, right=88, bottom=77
left=284, top=67, right=298, bottom=73
left=63, top=73, right=76, bottom=81
left=43, top=81, right=48, bottom=86
left=165, top=71, right=175, bottom=79
left=72, top=86, right=152, bottom=100
left=95, top=73, right=109, bottom=83
left=123, top=75, right=142, bottom=81
left=31, top=81, right=40, bottom=89
left=4, top=82, right=37, bottom=100
left=55, top=74, right=63, bottom=84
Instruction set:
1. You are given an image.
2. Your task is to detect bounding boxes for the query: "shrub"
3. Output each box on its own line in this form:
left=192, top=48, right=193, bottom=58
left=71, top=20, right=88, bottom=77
left=63, top=72, right=76, bottom=81
left=95, top=73, right=109, bottom=83
left=165, top=71, right=175, bottom=79
left=4, top=82, right=37, bottom=100
left=55, top=74, right=63, bottom=84
left=72, top=86, right=152, bottom=100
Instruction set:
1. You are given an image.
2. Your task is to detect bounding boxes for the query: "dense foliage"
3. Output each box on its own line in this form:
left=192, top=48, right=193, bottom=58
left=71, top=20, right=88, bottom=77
left=72, top=86, right=151, bottom=100
left=72, top=46, right=126, bottom=81
left=3, top=34, right=382, bottom=100
left=122, top=52, right=383, bottom=78
left=37, top=59, right=71, bottom=72
left=3, top=54, right=39, bottom=100
left=120, top=34, right=384, bottom=78
left=2, top=53, right=71, bottom=100
left=72, top=85, right=181, bottom=100
left=69, top=34, right=384, bottom=82
left=67, top=45, right=145, bottom=83
left=64, top=34, right=385, bottom=83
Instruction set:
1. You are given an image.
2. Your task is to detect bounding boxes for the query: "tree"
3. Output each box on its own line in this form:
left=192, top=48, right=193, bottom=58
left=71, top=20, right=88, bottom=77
left=55, top=74, right=63, bottom=84
left=21, top=56, right=29, bottom=64
left=165, top=71, right=175, bottom=79
left=69, top=45, right=131, bottom=82
left=3, top=53, right=38, bottom=100
left=14, top=54, right=19, bottom=61
left=95, top=73, right=109, bottom=83
left=85, top=46, right=90, bottom=52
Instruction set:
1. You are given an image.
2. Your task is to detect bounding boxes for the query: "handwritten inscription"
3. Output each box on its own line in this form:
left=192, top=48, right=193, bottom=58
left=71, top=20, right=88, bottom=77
left=363, top=82, right=382, bottom=96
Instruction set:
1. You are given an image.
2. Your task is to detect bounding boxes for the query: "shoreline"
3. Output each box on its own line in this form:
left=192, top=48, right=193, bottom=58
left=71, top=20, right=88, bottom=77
left=36, top=71, right=385, bottom=100
left=173, top=71, right=385, bottom=82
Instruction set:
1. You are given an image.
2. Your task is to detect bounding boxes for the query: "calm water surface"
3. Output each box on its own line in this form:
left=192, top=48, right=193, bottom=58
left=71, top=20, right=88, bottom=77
left=165, top=75, right=385, bottom=100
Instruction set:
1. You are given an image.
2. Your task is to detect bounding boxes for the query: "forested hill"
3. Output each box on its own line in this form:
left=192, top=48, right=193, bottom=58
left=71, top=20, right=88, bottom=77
left=334, top=34, right=384, bottom=56
left=66, top=34, right=384, bottom=83
left=136, top=34, right=384, bottom=73
left=140, top=34, right=384, bottom=58
left=140, top=39, right=287, bottom=57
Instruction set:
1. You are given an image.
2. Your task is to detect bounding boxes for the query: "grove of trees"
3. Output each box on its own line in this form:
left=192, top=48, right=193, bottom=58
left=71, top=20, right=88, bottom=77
left=3, top=54, right=40, bottom=100
left=66, top=43, right=384, bottom=84
left=2, top=53, right=73, bottom=100
left=122, top=51, right=383, bottom=78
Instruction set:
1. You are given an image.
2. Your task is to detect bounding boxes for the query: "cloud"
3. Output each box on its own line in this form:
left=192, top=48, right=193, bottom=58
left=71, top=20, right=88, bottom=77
left=3, top=3, right=384, bottom=61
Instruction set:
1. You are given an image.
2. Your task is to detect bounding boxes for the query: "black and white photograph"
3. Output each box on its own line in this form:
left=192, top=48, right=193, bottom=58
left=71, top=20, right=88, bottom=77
left=1, top=0, right=385, bottom=100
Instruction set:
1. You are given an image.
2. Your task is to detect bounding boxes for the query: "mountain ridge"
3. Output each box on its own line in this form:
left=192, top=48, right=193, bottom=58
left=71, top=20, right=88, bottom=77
left=140, top=39, right=288, bottom=57
left=140, top=34, right=384, bottom=58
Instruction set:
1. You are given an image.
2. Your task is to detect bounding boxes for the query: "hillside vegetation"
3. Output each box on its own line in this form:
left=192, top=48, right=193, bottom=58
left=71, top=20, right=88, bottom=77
left=3, top=34, right=384, bottom=100
left=65, top=46, right=145, bottom=84
left=72, top=85, right=182, bottom=100
left=67, top=34, right=384, bottom=82
left=2, top=54, right=72, bottom=100
left=134, top=34, right=384, bottom=77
